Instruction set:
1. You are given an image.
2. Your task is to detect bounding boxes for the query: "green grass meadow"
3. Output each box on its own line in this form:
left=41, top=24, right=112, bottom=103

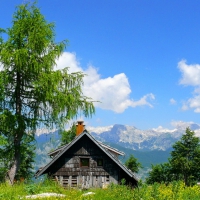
left=0, top=180, right=200, bottom=200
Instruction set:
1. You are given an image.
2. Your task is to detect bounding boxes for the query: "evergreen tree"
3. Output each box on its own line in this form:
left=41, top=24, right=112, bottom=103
left=146, top=162, right=175, bottom=184
left=170, top=127, right=200, bottom=186
left=0, top=133, right=35, bottom=182
left=146, top=127, right=200, bottom=186
left=0, top=2, right=94, bottom=184
left=15, top=134, right=36, bottom=181
left=59, top=123, right=76, bottom=146
left=125, top=154, right=142, bottom=173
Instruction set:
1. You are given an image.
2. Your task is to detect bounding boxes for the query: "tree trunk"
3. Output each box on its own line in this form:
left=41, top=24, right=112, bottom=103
left=6, top=135, right=21, bottom=185
left=184, top=174, right=188, bottom=186
left=7, top=157, right=20, bottom=185
left=6, top=71, right=23, bottom=185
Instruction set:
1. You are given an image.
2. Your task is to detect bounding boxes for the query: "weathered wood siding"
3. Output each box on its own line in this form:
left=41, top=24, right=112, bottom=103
left=47, top=135, right=119, bottom=188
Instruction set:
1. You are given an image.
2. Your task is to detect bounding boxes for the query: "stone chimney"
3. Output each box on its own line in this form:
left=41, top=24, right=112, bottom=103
left=76, top=121, right=85, bottom=136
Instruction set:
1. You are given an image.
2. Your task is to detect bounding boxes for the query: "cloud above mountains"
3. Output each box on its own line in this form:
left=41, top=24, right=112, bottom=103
left=178, top=60, right=200, bottom=113
left=178, top=60, right=200, bottom=86
left=55, top=52, right=155, bottom=113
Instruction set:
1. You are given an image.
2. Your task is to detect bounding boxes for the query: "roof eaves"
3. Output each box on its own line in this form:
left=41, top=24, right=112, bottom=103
left=48, top=148, right=62, bottom=156
left=98, top=142, right=125, bottom=156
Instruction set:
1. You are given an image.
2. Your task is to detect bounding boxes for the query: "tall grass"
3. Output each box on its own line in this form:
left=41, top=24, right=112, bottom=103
left=0, top=180, right=200, bottom=200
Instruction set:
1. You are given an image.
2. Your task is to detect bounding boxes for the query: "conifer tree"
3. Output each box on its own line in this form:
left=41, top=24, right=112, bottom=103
left=146, top=127, right=200, bottom=186
left=125, top=154, right=142, bottom=173
left=170, top=127, right=200, bottom=186
left=0, top=2, right=94, bottom=184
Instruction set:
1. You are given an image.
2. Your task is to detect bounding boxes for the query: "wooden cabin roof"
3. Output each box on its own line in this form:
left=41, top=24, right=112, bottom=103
left=96, top=141, right=125, bottom=156
left=35, top=130, right=138, bottom=182
left=47, top=134, right=125, bottom=158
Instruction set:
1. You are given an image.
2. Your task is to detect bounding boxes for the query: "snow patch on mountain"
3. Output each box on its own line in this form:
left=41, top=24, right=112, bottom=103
left=87, top=125, right=113, bottom=134
left=152, top=126, right=177, bottom=133
left=89, top=122, right=200, bottom=151
left=34, top=121, right=200, bottom=152
left=35, top=128, right=57, bottom=136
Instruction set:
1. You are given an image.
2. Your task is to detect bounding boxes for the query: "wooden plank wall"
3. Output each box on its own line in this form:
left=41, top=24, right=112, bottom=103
left=49, top=135, right=120, bottom=188
left=52, top=174, right=117, bottom=188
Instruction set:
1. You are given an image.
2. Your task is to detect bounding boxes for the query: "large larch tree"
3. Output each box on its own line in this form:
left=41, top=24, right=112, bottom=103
left=0, top=3, right=95, bottom=184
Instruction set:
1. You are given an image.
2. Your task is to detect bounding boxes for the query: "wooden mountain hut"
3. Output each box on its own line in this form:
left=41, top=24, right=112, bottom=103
left=35, top=121, right=138, bottom=188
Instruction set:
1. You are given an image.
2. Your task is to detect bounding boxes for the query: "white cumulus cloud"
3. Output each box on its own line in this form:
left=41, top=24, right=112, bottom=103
left=178, top=60, right=200, bottom=86
left=171, top=120, right=193, bottom=130
left=170, top=120, right=200, bottom=137
left=181, top=103, right=189, bottom=111
left=55, top=52, right=83, bottom=73
left=178, top=60, right=200, bottom=113
left=170, top=98, right=176, bottom=105
left=55, top=52, right=155, bottom=113
left=187, top=94, right=200, bottom=113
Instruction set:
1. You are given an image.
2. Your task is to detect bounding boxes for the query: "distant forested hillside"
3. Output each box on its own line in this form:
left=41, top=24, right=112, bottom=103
left=104, top=142, right=171, bottom=168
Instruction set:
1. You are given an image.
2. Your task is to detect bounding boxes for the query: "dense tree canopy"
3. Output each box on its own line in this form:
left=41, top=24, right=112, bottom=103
left=146, top=162, right=174, bottom=184
left=170, top=127, right=200, bottom=186
left=0, top=2, right=95, bottom=184
left=146, top=128, right=200, bottom=186
left=125, top=154, right=142, bottom=173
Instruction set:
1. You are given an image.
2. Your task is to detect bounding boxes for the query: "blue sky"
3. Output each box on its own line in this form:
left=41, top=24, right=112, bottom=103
left=1, top=0, right=200, bottom=130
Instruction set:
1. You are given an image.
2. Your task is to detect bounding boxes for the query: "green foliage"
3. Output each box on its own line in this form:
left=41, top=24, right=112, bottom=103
left=146, top=162, right=174, bottom=184
left=24, top=178, right=64, bottom=195
left=91, top=181, right=200, bottom=200
left=146, top=127, right=200, bottom=186
left=0, top=2, right=95, bottom=183
left=15, top=134, right=36, bottom=181
left=59, top=123, right=76, bottom=145
left=125, top=154, right=142, bottom=173
left=170, top=127, right=200, bottom=186
left=0, top=133, right=35, bottom=182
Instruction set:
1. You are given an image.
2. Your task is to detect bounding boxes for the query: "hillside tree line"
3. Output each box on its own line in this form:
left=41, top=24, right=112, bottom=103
left=146, top=127, right=200, bottom=186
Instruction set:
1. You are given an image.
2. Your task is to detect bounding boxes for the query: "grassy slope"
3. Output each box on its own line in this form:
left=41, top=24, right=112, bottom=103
left=1, top=180, right=200, bottom=200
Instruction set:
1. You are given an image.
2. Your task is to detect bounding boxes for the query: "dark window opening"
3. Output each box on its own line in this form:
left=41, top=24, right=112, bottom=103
left=71, top=176, right=77, bottom=187
left=97, top=158, right=103, bottom=166
left=106, top=175, right=109, bottom=182
left=80, top=158, right=89, bottom=167
left=63, top=176, right=69, bottom=188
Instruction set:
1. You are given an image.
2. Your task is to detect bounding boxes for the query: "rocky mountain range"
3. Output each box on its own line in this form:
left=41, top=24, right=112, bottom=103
left=87, top=123, right=200, bottom=151
left=34, top=123, right=200, bottom=169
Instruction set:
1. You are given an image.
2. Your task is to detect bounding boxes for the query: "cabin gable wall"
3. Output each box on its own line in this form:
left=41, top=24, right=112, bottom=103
left=47, top=135, right=120, bottom=188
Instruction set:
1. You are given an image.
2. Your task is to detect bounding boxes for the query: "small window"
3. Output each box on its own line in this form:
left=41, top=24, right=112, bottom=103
left=106, top=175, right=109, bottom=182
left=80, top=158, right=89, bottom=167
left=97, top=158, right=103, bottom=166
